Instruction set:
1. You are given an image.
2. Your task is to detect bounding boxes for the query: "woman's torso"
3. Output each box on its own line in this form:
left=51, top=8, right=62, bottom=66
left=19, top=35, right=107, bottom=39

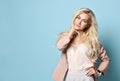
left=66, top=43, right=94, bottom=70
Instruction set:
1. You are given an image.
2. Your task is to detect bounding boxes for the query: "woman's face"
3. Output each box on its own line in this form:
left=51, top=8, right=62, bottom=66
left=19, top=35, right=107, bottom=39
left=74, top=13, right=91, bottom=31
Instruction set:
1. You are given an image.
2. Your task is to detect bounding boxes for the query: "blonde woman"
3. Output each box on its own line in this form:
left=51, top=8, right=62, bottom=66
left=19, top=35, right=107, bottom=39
left=52, top=8, right=110, bottom=81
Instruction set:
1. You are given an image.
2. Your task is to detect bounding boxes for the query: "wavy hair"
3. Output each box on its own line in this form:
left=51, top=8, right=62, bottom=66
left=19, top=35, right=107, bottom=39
left=57, top=8, right=100, bottom=63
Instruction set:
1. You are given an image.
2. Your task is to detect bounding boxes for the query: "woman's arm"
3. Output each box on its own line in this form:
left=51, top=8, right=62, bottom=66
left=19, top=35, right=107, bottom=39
left=56, top=28, right=75, bottom=51
left=97, top=44, right=110, bottom=75
left=56, top=36, right=70, bottom=51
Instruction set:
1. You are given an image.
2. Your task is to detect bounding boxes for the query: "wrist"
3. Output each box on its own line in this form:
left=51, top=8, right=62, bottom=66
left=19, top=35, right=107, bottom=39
left=68, top=30, right=74, bottom=39
left=97, top=70, right=101, bottom=77
left=96, top=69, right=103, bottom=77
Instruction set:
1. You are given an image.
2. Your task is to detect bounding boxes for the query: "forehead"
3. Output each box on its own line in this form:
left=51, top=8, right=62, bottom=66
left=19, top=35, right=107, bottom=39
left=77, top=13, right=90, bottom=20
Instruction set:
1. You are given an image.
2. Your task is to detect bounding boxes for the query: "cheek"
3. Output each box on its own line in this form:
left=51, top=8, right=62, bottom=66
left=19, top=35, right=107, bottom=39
left=85, top=23, right=91, bottom=28
left=81, top=23, right=89, bottom=29
left=74, top=19, right=77, bottom=24
left=81, top=23, right=88, bottom=27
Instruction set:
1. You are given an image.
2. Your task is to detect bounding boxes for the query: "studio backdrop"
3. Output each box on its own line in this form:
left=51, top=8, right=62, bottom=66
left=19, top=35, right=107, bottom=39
left=0, top=0, right=120, bottom=81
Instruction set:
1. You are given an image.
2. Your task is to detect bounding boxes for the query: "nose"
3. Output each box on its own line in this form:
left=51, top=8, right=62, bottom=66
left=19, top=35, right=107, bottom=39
left=78, top=20, right=82, bottom=25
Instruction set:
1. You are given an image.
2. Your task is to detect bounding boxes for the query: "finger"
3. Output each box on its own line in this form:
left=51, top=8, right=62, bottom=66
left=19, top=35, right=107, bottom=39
left=86, top=71, right=94, bottom=76
left=86, top=69, right=95, bottom=76
left=86, top=70, right=92, bottom=76
left=85, top=67, right=92, bottom=70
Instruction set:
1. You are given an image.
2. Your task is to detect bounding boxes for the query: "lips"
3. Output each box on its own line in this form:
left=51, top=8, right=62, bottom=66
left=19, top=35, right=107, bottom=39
left=75, top=24, right=81, bottom=28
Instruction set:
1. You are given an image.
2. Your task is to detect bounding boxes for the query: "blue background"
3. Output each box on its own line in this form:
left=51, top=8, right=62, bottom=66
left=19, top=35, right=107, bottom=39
left=0, top=0, right=120, bottom=81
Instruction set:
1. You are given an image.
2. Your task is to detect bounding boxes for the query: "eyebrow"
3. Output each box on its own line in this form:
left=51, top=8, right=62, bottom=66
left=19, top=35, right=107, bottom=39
left=76, top=15, right=89, bottom=21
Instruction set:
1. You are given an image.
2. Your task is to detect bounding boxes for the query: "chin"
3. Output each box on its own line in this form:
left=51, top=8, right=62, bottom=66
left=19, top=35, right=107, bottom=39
left=75, top=28, right=81, bottom=31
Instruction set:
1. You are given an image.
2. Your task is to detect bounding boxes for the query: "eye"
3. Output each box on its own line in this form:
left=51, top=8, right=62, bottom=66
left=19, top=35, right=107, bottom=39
left=82, top=19, right=88, bottom=23
left=76, top=16, right=80, bottom=20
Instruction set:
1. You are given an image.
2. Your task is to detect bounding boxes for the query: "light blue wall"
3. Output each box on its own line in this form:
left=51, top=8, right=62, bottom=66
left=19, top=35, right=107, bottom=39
left=0, top=0, right=120, bottom=81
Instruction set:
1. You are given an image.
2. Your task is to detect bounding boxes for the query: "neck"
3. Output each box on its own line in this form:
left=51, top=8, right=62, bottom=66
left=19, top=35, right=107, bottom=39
left=72, top=32, right=83, bottom=45
left=75, top=30, right=83, bottom=38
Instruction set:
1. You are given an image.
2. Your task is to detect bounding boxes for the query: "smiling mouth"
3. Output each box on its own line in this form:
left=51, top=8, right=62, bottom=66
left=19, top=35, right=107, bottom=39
left=75, top=24, right=81, bottom=27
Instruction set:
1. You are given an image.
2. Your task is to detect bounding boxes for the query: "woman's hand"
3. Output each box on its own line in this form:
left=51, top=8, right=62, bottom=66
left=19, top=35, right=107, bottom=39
left=86, top=67, right=98, bottom=76
left=68, top=27, right=75, bottom=39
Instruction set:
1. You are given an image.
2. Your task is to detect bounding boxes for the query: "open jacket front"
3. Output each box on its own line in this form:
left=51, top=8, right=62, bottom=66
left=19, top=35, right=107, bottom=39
left=52, top=36, right=110, bottom=81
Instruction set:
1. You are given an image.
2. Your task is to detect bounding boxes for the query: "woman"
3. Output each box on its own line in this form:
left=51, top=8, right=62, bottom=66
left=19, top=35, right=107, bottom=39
left=52, top=8, right=110, bottom=81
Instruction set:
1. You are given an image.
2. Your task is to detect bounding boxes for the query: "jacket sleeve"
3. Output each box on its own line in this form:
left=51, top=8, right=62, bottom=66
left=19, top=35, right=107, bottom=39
left=56, top=36, right=71, bottom=51
left=97, top=44, right=110, bottom=76
left=52, top=53, right=68, bottom=81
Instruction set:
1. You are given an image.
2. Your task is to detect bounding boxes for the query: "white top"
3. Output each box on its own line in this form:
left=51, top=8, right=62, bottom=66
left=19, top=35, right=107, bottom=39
left=66, top=43, right=93, bottom=70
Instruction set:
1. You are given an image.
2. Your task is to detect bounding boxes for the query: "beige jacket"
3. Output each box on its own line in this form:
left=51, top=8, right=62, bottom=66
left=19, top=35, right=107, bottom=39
left=52, top=36, right=110, bottom=81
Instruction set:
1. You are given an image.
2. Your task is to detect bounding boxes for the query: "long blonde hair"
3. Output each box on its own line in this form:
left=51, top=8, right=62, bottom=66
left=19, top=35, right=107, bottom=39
left=57, top=8, right=100, bottom=63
